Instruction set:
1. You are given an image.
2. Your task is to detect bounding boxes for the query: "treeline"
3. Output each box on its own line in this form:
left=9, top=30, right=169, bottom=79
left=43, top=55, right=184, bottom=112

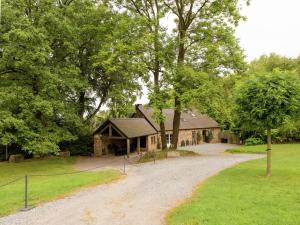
left=0, top=1, right=299, bottom=157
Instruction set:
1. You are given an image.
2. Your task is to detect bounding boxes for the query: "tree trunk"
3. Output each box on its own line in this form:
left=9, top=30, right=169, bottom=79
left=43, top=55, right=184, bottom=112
left=153, top=7, right=167, bottom=150
left=172, top=96, right=181, bottom=148
left=160, top=120, right=167, bottom=150
left=266, top=128, right=272, bottom=176
left=78, top=91, right=85, bottom=119
left=172, top=26, right=186, bottom=149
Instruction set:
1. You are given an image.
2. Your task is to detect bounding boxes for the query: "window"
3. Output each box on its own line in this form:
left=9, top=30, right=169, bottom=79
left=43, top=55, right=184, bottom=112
left=166, top=134, right=173, bottom=146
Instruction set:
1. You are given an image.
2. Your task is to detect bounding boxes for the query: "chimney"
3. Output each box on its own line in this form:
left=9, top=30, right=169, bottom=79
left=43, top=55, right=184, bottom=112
left=135, top=104, right=142, bottom=111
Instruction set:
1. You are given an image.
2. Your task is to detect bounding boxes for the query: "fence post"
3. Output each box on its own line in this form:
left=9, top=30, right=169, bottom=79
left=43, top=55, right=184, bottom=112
left=20, top=175, right=31, bottom=211
left=24, top=175, right=28, bottom=209
left=153, top=151, right=156, bottom=164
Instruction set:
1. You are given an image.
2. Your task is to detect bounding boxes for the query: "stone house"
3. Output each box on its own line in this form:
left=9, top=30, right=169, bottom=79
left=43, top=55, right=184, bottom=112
left=93, top=104, right=221, bottom=156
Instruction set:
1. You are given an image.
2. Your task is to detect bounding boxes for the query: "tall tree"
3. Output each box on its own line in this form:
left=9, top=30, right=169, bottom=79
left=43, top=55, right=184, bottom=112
left=163, top=0, right=247, bottom=148
left=0, top=0, right=147, bottom=154
left=114, top=0, right=172, bottom=149
left=52, top=0, right=147, bottom=122
left=0, top=0, right=79, bottom=154
left=235, top=72, right=300, bottom=176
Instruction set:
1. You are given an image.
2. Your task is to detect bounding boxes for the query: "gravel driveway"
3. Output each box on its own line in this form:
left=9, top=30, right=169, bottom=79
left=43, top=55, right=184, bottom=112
left=0, top=144, right=264, bottom=225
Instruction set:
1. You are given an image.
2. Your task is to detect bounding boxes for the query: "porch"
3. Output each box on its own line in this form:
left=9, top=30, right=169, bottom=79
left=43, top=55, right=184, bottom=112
left=93, top=118, right=157, bottom=157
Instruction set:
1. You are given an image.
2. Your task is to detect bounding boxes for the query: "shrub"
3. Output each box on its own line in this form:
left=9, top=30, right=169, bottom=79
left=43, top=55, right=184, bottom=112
left=245, top=137, right=264, bottom=146
left=181, top=140, right=185, bottom=147
left=185, top=140, right=190, bottom=146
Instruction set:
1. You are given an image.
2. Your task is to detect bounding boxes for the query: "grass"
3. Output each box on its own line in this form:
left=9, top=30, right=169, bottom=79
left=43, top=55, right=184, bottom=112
left=138, top=149, right=197, bottom=163
left=166, top=144, right=300, bottom=225
left=0, top=157, right=121, bottom=217
left=226, top=145, right=268, bottom=154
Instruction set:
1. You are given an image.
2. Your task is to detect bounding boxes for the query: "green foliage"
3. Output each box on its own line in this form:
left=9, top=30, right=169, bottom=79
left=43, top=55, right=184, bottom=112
left=249, top=53, right=298, bottom=73
left=244, top=137, right=264, bottom=146
left=0, top=0, right=147, bottom=154
left=235, top=71, right=300, bottom=131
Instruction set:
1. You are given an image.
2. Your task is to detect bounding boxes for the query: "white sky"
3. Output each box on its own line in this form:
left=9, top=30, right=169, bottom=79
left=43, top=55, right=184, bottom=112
left=137, top=0, right=300, bottom=104
left=236, top=0, right=300, bottom=61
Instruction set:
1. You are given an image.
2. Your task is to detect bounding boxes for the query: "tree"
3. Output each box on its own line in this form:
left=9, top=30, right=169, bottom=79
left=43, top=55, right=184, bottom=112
left=248, top=53, right=297, bottom=73
left=0, top=0, right=79, bottom=155
left=246, top=53, right=300, bottom=142
left=235, top=71, right=300, bottom=176
left=0, top=0, right=146, bottom=155
left=114, top=0, right=173, bottom=149
left=163, top=0, right=247, bottom=148
left=51, top=0, right=147, bottom=122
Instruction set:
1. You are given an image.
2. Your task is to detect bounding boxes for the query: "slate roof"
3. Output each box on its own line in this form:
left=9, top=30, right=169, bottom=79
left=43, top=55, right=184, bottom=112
left=136, top=105, right=220, bottom=131
left=94, top=118, right=157, bottom=138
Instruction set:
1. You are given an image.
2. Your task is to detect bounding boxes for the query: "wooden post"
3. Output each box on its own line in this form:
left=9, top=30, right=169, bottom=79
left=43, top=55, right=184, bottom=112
left=127, top=139, right=130, bottom=158
left=94, top=134, right=102, bottom=157
left=266, top=128, right=272, bottom=176
left=137, top=137, right=141, bottom=154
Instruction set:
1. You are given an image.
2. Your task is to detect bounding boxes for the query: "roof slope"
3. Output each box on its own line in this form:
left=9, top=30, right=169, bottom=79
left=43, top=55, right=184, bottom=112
left=95, top=118, right=157, bottom=138
left=136, top=105, right=220, bottom=131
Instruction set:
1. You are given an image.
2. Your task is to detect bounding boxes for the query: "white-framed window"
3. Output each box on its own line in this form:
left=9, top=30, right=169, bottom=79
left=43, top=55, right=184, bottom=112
left=166, top=133, right=173, bottom=147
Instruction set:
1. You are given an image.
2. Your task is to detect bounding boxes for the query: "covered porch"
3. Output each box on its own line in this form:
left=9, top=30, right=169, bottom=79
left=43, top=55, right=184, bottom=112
left=93, top=118, right=157, bottom=157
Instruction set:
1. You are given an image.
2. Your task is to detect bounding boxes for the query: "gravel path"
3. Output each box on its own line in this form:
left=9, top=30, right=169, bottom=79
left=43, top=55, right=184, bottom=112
left=0, top=144, right=264, bottom=225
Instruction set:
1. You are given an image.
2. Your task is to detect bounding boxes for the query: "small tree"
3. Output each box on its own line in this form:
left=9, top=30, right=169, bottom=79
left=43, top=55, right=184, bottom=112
left=235, top=72, right=300, bottom=176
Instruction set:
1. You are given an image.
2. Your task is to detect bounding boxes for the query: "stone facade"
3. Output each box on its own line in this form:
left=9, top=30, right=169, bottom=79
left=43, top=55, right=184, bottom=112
left=166, top=127, right=221, bottom=148
left=147, top=134, right=158, bottom=151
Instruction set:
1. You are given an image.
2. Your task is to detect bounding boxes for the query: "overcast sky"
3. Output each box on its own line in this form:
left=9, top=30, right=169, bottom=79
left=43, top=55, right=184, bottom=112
left=236, top=0, right=300, bottom=61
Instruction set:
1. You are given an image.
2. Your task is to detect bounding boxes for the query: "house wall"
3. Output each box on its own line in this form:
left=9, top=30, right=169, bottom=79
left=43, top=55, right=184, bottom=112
left=166, top=127, right=221, bottom=147
left=210, top=128, right=221, bottom=143
left=178, top=130, right=193, bottom=146
left=147, top=134, right=158, bottom=151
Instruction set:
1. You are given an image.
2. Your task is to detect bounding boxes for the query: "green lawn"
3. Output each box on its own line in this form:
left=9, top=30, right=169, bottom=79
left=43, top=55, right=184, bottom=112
left=167, top=144, right=300, bottom=225
left=0, top=157, right=121, bottom=217
left=138, top=150, right=197, bottom=163
left=226, top=145, right=268, bottom=154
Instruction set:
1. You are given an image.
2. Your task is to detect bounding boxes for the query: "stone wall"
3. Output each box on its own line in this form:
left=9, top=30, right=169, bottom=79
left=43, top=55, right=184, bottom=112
left=210, top=128, right=221, bottom=143
left=168, top=127, right=221, bottom=148
left=147, top=134, right=158, bottom=151
left=178, top=130, right=193, bottom=146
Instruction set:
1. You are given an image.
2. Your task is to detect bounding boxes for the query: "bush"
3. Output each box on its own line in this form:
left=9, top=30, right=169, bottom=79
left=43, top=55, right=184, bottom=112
left=185, top=140, right=190, bottom=146
left=181, top=140, right=185, bottom=147
left=245, top=137, right=264, bottom=146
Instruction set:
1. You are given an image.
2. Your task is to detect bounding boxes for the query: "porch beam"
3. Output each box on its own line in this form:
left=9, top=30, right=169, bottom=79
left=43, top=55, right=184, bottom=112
left=109, top=136, right=126, bottom=140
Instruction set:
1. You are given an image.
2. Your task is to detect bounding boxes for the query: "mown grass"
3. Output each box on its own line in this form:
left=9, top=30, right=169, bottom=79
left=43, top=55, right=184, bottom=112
left=0, top=157, right=121, bottom=217
left=138, top=150, right=197, bottom=163
left=226, top=144, right=268, bottom=154
left=166, top=144, right=300, bottom=225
